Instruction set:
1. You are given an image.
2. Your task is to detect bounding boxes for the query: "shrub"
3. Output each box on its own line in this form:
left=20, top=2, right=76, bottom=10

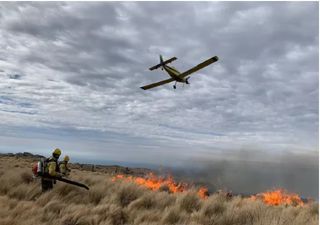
left=131, top=209, right=162, bottom=224
left=20, top=172, right=33, bottom=184
left=310, top=202, right=319, bottom=216
left=161, top=206, right=188, bottom=224
left=128, top=193, right=156, bottom=211
left=178, top=192, right=201, bottom=213
left=108, top=206, right=128, bottom=225
left=116, top=183, right=143, bottom=207
left=161, top=207, right=181, bottom=224
left=201, top=195, right=226, bottom=217
left=152, top=191, right=176, bottom=210
left=88, top=186, right=106, bottom=205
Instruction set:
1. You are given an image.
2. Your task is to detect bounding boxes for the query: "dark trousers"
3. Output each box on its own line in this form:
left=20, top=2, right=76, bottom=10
left=41, top=178, right=53, bottom=192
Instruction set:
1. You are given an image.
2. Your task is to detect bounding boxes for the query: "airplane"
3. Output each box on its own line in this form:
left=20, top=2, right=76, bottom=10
left=140, top=55, right=219, bottom=90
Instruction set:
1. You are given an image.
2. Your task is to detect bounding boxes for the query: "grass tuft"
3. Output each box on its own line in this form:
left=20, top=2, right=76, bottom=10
left=178, top=192, right=201, bottom=213
left=116, top=183, right=143, bottom=207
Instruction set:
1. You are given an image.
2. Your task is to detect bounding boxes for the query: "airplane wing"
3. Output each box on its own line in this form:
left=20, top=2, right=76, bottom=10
left=140, top=78, right=175, bottom=90
left=179, top=56, right=219, bottom=78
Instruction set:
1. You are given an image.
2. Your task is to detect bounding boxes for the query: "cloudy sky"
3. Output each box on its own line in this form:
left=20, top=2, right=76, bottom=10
left=0, top=2, right=318, bottom=166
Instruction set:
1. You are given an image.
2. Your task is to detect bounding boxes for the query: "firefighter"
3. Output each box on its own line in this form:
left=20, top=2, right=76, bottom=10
left=59, top=155, right=71, bottom=177
left=41, top=148, right=62, bottom=192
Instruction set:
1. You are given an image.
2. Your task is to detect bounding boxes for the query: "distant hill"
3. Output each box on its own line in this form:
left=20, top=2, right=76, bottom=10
left=0, top=152, right=153, bottom=177
left=0, top=151, right=45, bottom=158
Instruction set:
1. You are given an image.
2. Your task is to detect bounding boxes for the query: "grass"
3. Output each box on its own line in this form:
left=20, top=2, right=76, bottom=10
left=0, top=156, right=318, bottom=225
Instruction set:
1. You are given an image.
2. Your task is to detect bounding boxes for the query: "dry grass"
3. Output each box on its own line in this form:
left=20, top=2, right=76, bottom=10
left=0, top=156, right=318, bottom=225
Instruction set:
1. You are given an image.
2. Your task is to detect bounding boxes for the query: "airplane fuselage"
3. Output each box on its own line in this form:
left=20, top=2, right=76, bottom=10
left=163, top=65, right=186, bottom=82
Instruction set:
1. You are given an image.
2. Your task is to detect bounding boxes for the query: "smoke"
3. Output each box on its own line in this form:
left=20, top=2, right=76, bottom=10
left=169, top=149, right=318, bottom=199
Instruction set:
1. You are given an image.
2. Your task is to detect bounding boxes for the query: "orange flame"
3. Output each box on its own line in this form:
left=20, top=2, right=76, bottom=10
left=112, top=174, right=306, bottom=206
left=198, top=187, right=209, bottom=199
left=112, top=173, right=208, bottom=199
left=250, top=189, right=304, bottom=206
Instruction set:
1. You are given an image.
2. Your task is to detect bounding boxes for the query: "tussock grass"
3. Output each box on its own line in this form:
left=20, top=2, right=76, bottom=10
left=177, top=191, right=202, bottom=213
left=128, top=192, right=156, bottom=210
left=161, top=205, right=188, bottom=224
left=20, top=171, right=33, bottom=184
left=0, top=156, right=318, bottom=225
left=115, top=182, right=144, bottom=207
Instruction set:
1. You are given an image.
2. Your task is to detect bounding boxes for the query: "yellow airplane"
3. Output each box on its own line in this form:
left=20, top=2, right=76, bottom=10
left=141, top=55, right=219, bottom=90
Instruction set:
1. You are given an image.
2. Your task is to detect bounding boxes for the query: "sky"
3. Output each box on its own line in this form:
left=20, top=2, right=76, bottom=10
left=0, top=2, right=318, bottom=168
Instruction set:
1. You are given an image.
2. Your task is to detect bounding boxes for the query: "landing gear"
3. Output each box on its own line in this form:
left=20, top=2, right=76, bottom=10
left=186, top=77, right=190, bottom=84
left=173, top=81, right=177, bottom=89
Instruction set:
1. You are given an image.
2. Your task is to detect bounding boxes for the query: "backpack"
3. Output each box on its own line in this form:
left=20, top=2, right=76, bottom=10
left=32, top=158, right=46, bottom=177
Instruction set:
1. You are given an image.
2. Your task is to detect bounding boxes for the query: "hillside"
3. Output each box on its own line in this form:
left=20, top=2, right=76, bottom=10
left=0, top=152, right=153, bottom=176
left=0, top=155, right=318, bottom=225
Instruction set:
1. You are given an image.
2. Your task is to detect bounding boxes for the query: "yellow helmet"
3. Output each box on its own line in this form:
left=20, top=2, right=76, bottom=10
left=53, top=148, right=61, bottom=157
left=64, top=155, right=70, bottom=162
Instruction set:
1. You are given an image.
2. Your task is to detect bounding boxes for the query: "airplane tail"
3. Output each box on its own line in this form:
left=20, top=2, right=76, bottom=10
left=160, top=55, right=164, bottom=66
left=149, top=55, right=177, bottom=71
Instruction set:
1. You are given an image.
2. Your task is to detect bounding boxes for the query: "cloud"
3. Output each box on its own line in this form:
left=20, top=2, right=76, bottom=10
left=0, top=2, right=318, bottom=163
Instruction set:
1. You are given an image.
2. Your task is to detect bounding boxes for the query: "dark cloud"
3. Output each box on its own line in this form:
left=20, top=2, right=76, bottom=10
left=8, top=74, right=22, bottom=80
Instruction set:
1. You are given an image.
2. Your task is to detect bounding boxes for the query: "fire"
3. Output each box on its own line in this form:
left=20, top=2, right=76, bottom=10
left=112, top=173, right=208, bottom=199
left=250, top=189, right=304, bottom=206
left=198, top=187, right=209, bottom=199
left=112, top=174, right=306, bottom=206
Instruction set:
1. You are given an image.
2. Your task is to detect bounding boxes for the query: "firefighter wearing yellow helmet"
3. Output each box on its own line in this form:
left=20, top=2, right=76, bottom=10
left=59, top=155, right=71, bottom=177
left=41, top=148, right=63, bottom=192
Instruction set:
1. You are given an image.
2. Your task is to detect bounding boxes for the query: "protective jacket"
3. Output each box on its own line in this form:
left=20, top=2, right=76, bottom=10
left=59, top=161, right=70, bottom=176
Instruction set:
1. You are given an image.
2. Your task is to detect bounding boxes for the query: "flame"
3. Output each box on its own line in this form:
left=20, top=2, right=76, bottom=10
left=251, top=189, right=304, bottom=206
left=112, top=174, right=306, bottom=206
left=112, top=173, right=208, bottom=199
left=198, top=187, right=209, bottom=199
